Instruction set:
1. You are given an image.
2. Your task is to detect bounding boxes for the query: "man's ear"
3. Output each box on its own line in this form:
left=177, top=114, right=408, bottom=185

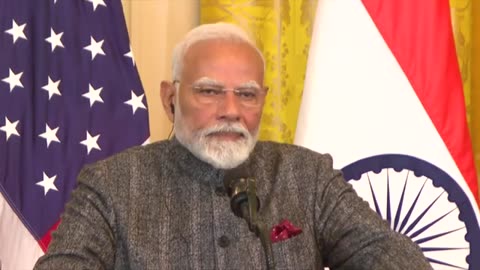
left=160, top=81, right=176, bottom=123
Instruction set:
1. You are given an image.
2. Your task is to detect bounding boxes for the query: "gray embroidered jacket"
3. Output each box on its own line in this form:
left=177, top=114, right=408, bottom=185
left=35, top=139, right=432, bottom=269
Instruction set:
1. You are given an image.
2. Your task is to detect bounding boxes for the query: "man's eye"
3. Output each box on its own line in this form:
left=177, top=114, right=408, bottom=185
left=197, top=87, right=222, bottom=95
left=236, top=89, right=257, bottom=99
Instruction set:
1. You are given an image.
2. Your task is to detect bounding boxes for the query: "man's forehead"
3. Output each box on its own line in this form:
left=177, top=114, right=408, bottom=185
left=180, top=38, right=264, bottom=85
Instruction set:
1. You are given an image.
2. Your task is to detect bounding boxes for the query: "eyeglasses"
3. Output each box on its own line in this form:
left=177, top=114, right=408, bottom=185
left=173, top=80, right=268, bottom=108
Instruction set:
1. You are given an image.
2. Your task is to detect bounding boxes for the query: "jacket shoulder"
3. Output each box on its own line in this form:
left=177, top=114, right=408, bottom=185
left=88, top=140, right=170, bottom=168
left=255, top=141, right=334, bottom=167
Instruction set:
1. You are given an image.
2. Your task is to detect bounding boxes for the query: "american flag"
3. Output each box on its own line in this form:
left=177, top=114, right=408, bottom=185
left=0, top=0, right=149, bottom=268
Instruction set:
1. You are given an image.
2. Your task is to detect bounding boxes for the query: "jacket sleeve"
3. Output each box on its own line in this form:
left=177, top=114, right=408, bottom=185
left=313, top=154, right=432, bottom=270
left=34, top=164, right=116, bottom=270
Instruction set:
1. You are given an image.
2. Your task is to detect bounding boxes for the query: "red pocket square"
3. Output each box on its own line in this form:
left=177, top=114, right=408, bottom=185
left=270, top=219, right=302, bottom=243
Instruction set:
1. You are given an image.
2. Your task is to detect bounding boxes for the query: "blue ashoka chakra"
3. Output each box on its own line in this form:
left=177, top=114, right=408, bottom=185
left=342, top=154, right=480, bottom=270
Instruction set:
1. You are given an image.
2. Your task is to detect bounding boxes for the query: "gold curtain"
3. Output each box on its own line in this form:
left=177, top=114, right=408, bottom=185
left=201, top=0, right=317, bottom=143
left=450, top=0, right=480, bottom=196
left=474, top=0, right=480, bottom=196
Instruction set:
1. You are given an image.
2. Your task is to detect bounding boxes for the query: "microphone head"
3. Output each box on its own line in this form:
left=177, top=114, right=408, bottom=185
left=223, top=165, right=260, bottom=219
left=223, top=165, right=250, bottom=197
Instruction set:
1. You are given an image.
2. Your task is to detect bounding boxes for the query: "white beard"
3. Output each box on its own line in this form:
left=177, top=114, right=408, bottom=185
left=174, top=109, right=257, bottom=169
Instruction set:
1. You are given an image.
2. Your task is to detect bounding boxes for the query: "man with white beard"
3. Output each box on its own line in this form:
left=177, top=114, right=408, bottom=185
left=35, top=23, right=432, bottom=270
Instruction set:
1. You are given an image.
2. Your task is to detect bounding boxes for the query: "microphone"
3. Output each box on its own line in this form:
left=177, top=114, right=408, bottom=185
left=223, top=167, right=260, bottom=232
left=223, top=167, right=275, bottom=270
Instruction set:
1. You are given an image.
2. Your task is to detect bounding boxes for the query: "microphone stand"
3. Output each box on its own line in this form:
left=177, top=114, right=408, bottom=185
left=227, top=177, right=276, bottom=270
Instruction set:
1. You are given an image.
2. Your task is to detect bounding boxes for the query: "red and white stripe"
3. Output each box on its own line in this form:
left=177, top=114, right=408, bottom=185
left=0, top=194, right=44, bottom=270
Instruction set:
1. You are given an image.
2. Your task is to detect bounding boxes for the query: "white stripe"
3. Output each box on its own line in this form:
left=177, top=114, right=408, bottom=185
left=0, top=193, right=44, bottom=270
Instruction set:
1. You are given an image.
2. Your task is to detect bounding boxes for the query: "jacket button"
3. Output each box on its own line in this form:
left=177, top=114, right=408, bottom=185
left=218, top=235, right=230, bottom=248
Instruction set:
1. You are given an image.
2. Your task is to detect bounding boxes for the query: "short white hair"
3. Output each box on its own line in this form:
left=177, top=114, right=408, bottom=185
left=171, top=22, right=265, bottom=81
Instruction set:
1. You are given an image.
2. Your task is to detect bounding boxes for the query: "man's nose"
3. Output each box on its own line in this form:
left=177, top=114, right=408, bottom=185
left=217, top=92, right=241, bottom=121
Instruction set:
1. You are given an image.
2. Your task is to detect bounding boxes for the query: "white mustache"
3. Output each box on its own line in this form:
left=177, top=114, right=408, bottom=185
left=200, top=123, right=249, bottom=138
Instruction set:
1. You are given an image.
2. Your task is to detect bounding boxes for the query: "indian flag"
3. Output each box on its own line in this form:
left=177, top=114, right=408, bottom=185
left=295, top=0, right=480, bottom=269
